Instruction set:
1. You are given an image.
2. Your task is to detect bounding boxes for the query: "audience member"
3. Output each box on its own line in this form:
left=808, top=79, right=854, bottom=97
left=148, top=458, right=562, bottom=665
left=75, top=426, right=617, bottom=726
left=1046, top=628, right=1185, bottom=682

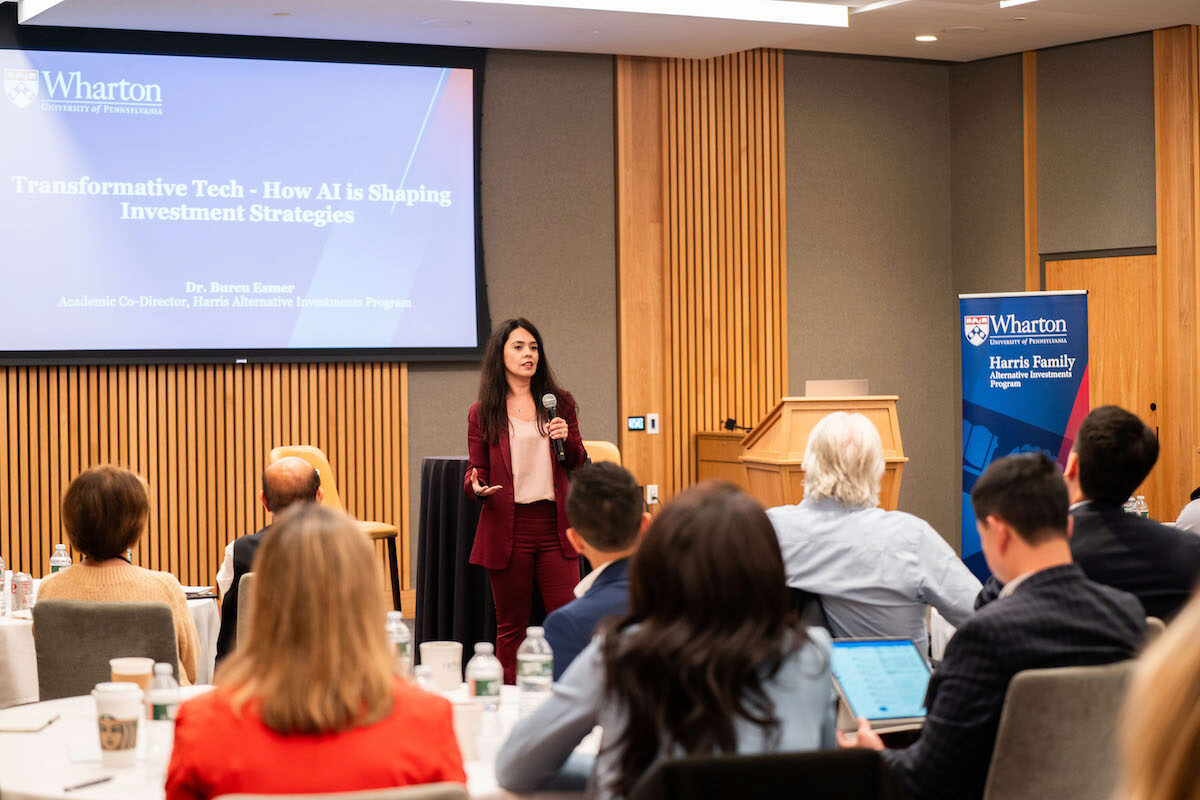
left=1175, top=493, right=1200, bottom=535
left=166, top=505, right=464, bottom=800
left=1118, top=590, right=1200, bottom=800
left=767, top=412, right=980, bottom=656
left=39, top=465, right=200, bottom=685
left=215, top=456, right=322, bottom=660
left=843, top=453, right=1145, bottom=800
left=1063, top=405, right=1200, bottom=620
left=495, top=481, right=835, bottom=800
left=542, top=461, right=648, bottom=679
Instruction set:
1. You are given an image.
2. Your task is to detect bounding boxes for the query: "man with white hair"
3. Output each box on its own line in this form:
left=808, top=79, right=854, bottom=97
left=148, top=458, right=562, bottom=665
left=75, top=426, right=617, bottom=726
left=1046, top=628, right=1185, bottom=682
left=766, top=411, right=980, bottom=656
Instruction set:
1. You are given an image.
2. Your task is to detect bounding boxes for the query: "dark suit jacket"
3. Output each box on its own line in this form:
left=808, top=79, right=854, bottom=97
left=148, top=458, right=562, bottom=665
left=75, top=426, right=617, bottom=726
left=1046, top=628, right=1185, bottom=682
left=884, top=564, right=1144, bottom=800
left=1070, top=499, right=1200, bottom=621
left=464, top=393, right=585, bottom=570
left=542, top=557, right=631, bottom=680
left=215, top=526, right=269, bottom=662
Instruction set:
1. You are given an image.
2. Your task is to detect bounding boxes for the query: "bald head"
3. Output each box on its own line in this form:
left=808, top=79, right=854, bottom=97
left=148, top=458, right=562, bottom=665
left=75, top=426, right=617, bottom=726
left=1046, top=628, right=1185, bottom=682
left=261, top=457, right=321, bottom=514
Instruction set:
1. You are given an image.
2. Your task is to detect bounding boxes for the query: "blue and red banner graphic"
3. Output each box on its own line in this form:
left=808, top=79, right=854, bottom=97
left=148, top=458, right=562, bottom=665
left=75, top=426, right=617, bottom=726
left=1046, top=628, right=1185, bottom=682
left=959, top=291, right=1089, bottom=579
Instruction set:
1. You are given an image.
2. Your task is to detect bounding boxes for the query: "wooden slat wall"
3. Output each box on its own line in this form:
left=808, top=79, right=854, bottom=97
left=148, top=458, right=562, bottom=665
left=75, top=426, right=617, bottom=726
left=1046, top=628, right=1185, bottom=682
left=0, top=363, right=409, bottom=596
left=1153, top=25, right=1200, bottom=520
left=618, top=49, right=788, bottom=501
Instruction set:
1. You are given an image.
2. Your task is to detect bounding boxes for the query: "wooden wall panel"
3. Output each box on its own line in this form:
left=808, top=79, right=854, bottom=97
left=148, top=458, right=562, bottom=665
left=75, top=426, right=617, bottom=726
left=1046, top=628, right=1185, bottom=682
left=0, top=363, right=410, bottom=600
left=1023, top=51, right=1040, bottom=291
left=618, top=49, right=788, bottom=501
left=1154, top=26, right=1200, bottom=520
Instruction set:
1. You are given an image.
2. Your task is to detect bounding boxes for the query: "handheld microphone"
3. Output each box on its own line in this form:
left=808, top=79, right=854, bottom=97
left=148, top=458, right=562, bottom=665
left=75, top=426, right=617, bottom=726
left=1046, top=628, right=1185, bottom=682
left=542, top=393, right=566, bottom=464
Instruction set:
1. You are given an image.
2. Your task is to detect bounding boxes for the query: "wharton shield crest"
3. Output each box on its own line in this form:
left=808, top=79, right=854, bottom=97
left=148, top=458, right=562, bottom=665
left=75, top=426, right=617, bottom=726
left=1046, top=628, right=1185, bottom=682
left=964, top=315, right=989, bottom=347
left=4, top=69, right=38, bottom=109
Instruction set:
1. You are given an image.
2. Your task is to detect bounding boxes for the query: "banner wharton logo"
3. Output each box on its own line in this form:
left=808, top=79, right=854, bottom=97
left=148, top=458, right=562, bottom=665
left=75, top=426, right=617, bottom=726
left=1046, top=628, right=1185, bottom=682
left=4, top=69, right=38, bottom=109
left=964, top=315, right=989, bottom=347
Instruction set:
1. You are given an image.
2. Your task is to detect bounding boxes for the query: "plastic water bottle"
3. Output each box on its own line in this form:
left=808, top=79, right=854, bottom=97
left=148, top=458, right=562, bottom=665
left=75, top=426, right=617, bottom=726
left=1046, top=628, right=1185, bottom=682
left=1124, top=496, right=1137, bottom=514
left=0, top=555, right=7, bottom=616
left=516, top=626, right=554, bottom=717
left=465, top=642, right=502, bottom=711
left=49, top=544, right=71, bottom=573
left=145, top=662, right=180, bottom=773
left=1135, top=495, right=1150, bottom=519
left=386, top=611, right=412, bottom=678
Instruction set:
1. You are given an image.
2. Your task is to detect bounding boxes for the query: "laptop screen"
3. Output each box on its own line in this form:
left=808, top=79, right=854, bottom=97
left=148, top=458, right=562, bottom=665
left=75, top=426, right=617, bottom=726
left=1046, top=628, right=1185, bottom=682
left=831, top=639, right=931, bottom=722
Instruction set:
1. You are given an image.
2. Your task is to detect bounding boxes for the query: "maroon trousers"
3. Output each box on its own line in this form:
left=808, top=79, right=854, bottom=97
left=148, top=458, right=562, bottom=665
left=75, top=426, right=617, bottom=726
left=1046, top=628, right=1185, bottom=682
left=487, top=500, right=578, bottom=683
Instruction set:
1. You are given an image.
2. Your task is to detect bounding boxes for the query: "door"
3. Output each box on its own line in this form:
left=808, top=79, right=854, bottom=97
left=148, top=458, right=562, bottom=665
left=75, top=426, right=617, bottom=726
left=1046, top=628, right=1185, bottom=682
left=1045, top=255, right=1164, bottom=517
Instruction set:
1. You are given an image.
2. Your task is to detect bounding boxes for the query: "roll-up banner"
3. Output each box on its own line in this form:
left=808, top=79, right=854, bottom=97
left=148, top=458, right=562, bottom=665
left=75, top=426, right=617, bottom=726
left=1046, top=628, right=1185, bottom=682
left=959, top=290, right=1089, bottom=579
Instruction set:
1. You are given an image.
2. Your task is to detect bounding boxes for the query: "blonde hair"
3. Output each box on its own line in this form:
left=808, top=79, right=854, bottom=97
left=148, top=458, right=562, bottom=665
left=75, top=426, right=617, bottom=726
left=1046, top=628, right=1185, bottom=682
left=217, top=504, right=394, bottom=734
left=802, top=412, right=884, bottom=508
left=1119, top=594, right=1200, bottom=800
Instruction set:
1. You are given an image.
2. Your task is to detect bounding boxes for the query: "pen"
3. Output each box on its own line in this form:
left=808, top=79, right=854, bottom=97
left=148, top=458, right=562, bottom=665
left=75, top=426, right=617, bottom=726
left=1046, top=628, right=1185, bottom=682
left=64, top=776, right=113, bottom=792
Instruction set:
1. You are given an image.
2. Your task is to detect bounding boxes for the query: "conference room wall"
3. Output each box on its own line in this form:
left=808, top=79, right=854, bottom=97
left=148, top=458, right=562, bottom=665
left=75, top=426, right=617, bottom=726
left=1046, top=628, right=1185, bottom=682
left=1037, top=33, right=1157, bottom=254
left=950, top=54, right=1025, bottom=295
left=406, top=50, right=618, bottom=582
left=784, top=53, right=959, bottom=545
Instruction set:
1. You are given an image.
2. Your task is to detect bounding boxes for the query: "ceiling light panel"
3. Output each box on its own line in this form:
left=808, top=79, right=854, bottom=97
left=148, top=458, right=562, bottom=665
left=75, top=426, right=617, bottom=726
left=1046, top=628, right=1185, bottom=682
left=445, top=0, right=848, bottom=27
left=998, top=0, right=1039, bottom=8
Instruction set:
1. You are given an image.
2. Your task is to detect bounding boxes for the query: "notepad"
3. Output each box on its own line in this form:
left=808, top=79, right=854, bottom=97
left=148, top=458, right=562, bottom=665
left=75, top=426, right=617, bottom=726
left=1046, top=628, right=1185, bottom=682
left=0, top=708, right=59, bottom=733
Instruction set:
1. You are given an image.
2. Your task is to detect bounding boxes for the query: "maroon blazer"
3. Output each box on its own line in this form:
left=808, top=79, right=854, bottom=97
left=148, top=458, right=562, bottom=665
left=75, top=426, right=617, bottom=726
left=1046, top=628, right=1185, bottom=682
left=464, top=393, right=586, bottom=570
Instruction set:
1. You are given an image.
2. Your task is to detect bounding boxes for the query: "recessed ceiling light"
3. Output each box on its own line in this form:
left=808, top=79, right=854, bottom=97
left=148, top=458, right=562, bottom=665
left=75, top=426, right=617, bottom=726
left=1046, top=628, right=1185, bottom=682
left=999, top=0, right=1038, bottom=7
left=443, top=0, right=848, bottom=28
left=1011, top=16, right=1028, bottom=21
left=945, top=25, right=986, bottom=33
left=914, top=34, right=938, bottom=42
left=271, top=11, right=290, bottom=16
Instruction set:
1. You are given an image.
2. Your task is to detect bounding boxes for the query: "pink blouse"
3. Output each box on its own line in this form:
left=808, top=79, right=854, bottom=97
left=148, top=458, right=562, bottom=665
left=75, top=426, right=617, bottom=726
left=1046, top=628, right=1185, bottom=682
left=509, top=416, right=556, bottom=504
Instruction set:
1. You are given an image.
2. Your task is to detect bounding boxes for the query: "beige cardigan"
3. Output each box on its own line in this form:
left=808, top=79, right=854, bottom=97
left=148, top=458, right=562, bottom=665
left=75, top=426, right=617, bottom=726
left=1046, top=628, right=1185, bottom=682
left=38, top=561, right=200, bottom=685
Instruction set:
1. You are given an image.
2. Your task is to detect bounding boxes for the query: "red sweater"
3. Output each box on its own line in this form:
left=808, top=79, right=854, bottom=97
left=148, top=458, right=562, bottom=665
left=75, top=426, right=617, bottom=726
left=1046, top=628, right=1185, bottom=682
left=165, top=681, right=466, bottom=800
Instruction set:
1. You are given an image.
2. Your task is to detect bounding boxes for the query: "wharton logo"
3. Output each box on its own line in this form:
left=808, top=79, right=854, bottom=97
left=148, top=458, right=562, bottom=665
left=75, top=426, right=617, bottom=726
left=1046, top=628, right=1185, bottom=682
left=4, top=68, right=38, bottom=109
left=964, top=315, right=988, bottom=347
left=41, top=70, right=163, bottom=104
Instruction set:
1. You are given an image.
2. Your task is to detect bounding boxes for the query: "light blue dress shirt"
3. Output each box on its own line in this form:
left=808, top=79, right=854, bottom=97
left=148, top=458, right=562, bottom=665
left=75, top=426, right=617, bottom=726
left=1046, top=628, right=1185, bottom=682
left=494, top=627, right=837, bottom=800
left=767, top=496, right=981, bottom=656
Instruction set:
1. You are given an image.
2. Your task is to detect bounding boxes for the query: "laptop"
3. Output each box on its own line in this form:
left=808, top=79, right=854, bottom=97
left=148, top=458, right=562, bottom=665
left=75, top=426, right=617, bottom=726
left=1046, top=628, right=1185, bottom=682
left=831, top=638, right=931, bottom=734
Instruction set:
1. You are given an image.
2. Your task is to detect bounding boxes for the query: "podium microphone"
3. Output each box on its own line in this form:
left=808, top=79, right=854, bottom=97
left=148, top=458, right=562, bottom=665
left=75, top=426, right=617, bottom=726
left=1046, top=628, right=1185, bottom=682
left=542, top=393, right=566, bottom=463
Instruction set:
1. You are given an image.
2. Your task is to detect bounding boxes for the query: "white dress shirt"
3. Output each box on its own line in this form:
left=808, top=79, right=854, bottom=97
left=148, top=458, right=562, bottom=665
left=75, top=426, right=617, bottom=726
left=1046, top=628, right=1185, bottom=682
left=216, top=540, right=235, bottom=598
left=767, top=496, right=981, bottom=656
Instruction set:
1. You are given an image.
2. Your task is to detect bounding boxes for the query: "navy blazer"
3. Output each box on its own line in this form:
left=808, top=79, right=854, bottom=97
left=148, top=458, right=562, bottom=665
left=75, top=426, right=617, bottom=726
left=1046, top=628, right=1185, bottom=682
left=542, top=558, right=631, bottom=680
left=215, top=526, right=268, bottom=662
left=1070, top=499, right=1200, bottom=621
left=885, top=564, right=1144, bottom=800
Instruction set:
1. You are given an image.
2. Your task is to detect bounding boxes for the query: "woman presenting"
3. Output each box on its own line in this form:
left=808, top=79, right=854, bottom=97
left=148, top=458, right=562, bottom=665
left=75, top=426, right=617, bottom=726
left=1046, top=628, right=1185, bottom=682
left=466, top=317, right=586, bottom=682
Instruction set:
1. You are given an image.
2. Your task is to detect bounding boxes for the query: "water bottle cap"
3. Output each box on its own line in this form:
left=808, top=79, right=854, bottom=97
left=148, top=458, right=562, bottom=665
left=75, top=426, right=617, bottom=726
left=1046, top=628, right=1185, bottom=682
left=153, top=663, right=173, bottom=675
left=55, top=544, right=65, bottom=550
left=474, top=642, right=494, bottom=654
left=526, top=626, right=544, bottom=637
left=386, top=611, right=403, bottom=622
left=1137, top=495, right=1145, bottom=500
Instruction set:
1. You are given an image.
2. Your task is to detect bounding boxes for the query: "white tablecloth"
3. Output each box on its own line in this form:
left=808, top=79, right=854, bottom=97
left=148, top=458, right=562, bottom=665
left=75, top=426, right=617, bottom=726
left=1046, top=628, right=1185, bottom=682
left=0, top=578, right=220, bottom=708
left=0, top=685, right=586, bottom=800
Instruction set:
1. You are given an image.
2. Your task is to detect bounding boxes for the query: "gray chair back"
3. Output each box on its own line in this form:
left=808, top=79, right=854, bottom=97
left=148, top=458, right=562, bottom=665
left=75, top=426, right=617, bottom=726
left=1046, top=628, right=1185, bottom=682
left=217, top=784, right=469, bottom=800
left=237, top=572, right=256, bottom=644
left=981, top=660, right=1134, bottom=800
left=1144, top=616, right=1166, bottom=645
left=32, top=599, right=179, bottom=700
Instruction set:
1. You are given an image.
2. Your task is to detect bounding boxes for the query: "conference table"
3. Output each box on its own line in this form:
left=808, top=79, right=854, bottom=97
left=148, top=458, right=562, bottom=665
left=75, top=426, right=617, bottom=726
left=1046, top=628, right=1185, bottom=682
left=0, top=685, right=589, bottom=800
left=0, top=578, right=220, bottom=709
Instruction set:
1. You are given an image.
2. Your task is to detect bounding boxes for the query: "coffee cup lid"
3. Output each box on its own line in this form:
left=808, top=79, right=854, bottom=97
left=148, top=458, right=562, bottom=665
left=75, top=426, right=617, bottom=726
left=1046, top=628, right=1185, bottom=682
left=92, top=681, right=144, bottom=700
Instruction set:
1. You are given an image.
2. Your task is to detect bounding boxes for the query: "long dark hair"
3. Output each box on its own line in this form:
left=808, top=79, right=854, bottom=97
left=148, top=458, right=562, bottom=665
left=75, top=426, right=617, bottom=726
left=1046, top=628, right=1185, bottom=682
left=476, top=317, right=572, bottom=444
left=601, top=482, right=807, bottom=797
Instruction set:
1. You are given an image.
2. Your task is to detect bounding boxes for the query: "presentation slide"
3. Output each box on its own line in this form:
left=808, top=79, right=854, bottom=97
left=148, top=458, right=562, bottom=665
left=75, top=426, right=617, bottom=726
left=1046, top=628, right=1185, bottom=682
left=832, top=640, right=930, bottom=721
left=0, top=46, right=478, bottom=354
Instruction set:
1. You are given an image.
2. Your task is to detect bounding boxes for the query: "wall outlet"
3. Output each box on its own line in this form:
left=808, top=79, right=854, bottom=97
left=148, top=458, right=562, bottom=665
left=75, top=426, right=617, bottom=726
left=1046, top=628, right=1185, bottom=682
left=646, top=484, right=659, bottom=505
left=646, top=413, right=659, bottom=435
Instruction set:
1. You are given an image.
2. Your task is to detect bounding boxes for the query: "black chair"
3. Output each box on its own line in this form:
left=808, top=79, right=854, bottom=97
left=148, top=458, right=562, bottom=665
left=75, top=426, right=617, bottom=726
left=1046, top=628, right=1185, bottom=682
left=629, top=749, right=902, bottom=800
left=789, top=587, right=831, bottom=630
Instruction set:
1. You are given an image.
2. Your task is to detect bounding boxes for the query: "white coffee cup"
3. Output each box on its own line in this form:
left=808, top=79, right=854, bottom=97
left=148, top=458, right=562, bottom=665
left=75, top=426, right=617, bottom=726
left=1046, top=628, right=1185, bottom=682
left=451, top=698, right=481, bottom=760
left=92, top=682, right=144, bottom=768
left=109, top=657, right=155, bottom=692
left=419, top=641, right=464, bottom=692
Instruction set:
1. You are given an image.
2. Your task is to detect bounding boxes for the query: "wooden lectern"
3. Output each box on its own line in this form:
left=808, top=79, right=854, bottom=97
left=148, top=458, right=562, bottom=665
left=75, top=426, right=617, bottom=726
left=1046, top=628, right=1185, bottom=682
left=739, top=396, right=908, bottom=510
